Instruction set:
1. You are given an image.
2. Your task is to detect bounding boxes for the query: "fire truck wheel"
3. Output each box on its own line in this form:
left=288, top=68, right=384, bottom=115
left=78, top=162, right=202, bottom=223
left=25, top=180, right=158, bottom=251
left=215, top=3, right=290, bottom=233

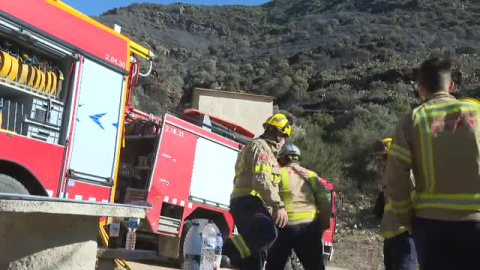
left=323, top=254, right=330, bottom=266
left=178, top=218, right=220, bottom=264
left=0, top=174, right=29, bottom=194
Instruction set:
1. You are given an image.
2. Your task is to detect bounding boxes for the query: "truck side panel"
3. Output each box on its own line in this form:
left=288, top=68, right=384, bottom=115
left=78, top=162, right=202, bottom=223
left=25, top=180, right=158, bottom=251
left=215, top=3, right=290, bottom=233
left=0, top=132, right=63, bottom=195
left=0, top=0, right=129, bottom=70
left=62, top=179, right=111, bottom=203
left=146, top=120, right=198, bottom=231
left=189, top=137, right=237, bottom=208
left=146, top=114, right=241, bottom=233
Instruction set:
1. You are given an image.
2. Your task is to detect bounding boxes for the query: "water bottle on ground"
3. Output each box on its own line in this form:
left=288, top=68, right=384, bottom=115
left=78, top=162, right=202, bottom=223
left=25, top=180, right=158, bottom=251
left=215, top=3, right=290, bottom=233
left=125, top=218, right=139, bottom=250
left=125, top=229, right=136, bottom=250
left=214, top=233, right=223, bottom=268
left=182, top=221, right=202, bottom=270
left=200, top=221, right=217, bottom=270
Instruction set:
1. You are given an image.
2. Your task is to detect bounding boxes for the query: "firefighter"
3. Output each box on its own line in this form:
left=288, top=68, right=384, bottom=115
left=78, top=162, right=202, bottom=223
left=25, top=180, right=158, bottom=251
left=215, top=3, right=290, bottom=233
left=222, top=113, right=292, bottom=270
left=372, top=138, right=417, bottom=270
left=265, top=143, right=332, bottom=270
left=383, top=58, right=480, bottom=270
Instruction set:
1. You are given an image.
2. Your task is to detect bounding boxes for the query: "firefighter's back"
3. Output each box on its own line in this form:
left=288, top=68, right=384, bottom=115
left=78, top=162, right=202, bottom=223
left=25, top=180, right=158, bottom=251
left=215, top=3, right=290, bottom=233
left=410, top=95, right=480, bottom=221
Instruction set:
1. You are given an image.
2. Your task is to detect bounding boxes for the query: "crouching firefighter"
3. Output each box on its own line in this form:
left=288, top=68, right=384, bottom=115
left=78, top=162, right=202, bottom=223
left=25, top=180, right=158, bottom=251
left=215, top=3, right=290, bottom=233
left=222, top=113, right=292, bottom=270
left=265, top=143, right=332, bottom=270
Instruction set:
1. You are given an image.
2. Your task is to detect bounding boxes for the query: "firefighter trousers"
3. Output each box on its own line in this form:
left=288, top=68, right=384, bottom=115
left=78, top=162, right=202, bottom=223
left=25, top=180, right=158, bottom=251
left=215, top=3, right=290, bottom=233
left=413, top=217, right=480, bottom=270
left=265, top=220, right=325, bottom=270
left=223, top=195, right=278, bottom=270
left=383, top=231, right=417, bottom=270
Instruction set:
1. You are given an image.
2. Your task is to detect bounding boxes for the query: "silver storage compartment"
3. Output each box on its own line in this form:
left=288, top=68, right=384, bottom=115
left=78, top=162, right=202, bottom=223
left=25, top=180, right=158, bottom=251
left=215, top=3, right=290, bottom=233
left=22, top=116, right=61, bottom=144
left=0, top=98, right=25, bottom=134
left=27, top=97, right=64, bottom=127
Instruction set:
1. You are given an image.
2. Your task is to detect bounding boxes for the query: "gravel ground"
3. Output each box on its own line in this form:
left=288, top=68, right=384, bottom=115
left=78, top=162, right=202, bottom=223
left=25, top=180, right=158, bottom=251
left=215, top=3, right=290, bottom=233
left=125, top=261, right=350, bottom=270
left=329, top=230, right=384, bottom=270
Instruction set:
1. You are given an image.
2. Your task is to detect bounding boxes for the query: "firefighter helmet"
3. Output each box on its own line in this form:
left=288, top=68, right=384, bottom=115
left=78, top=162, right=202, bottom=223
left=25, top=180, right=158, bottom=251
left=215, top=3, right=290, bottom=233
left=373, top=137, right=392, bottom=155
left=278, top=143, right=301, bottom=158
left=459, top=97, right=480, bottom=105
left=263, top=113, right=292, bottom=137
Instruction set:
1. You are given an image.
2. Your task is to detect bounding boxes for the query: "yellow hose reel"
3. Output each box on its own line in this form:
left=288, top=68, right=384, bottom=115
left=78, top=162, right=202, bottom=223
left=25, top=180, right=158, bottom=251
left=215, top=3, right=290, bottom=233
left=0, top=51, right=13, bottom=78
left=6, top=55, right=19, bottom=83
left=26, top=65, right=36, bottom=87
left=0, top=49, right=62, bottom=98
left=17, top=61, right=29, bottom=85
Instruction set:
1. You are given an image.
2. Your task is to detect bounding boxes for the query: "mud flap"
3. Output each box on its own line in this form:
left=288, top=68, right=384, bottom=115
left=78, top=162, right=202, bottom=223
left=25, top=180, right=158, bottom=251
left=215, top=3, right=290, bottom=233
left=158, top=234, right=180, bottom=258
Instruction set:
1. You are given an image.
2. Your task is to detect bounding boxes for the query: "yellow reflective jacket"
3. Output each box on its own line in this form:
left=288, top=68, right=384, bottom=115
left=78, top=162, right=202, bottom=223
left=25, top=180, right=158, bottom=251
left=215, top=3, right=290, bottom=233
left=384, top=92, right=480, bottom=231
left=279, top=163, right=332, bottom=227
left=231, top=137, right=284, bottom=207
left=379, top=172, right=415, bottom=239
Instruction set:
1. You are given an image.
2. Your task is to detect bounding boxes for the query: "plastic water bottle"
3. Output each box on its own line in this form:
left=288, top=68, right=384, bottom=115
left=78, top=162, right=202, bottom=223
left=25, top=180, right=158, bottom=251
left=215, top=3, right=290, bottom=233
left=125, top=218, right=139, bottom=250
left=200, top=221, right=217, bottom=270
left=182, top=222, right=202, bottom=270
left=214, top=233, right=223, bottom=268
left=125, top=228, right=137, bottom=250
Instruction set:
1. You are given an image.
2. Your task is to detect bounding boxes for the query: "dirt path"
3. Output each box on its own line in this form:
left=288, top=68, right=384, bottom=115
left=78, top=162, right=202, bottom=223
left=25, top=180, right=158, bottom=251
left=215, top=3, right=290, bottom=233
left=123, top=229, right=382, bottom=270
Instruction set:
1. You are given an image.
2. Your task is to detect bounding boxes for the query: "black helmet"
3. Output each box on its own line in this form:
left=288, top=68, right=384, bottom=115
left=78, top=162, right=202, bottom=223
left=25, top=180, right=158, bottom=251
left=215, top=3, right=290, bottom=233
left=278, top=143, right=301, bottom=158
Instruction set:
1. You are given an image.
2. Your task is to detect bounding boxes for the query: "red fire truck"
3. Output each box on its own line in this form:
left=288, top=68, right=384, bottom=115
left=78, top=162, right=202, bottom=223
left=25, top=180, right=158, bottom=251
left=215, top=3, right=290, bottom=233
left=0, top=0, right=340, bottom=267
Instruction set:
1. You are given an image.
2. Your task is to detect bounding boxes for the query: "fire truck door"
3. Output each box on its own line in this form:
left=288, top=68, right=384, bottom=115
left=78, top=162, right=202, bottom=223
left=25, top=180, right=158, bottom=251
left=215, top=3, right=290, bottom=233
left=67, top=58, right=125, bottom=182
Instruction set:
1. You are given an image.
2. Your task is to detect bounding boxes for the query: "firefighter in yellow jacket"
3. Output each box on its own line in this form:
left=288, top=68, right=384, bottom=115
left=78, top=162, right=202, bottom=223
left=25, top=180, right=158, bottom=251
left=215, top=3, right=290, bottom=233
left=265, top=143, right=332, bottom=270
left=372, top=138, right=417, bottom=270
left=223, top=113, right=292, bottom=270
left=383, top=58, right=480, bottom=270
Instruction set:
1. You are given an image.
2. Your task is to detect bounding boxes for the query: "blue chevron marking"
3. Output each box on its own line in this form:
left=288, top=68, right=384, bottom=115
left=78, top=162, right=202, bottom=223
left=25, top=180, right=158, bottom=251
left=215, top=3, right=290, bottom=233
left=89, top=113, right=107, bottom=130
left=76, top=104, right=83, bottom=122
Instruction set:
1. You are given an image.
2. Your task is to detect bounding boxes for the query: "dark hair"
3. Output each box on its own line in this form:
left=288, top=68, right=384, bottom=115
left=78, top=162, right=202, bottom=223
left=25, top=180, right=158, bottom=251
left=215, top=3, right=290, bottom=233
left=418, top=58, right=453, bottom=93
left=372, top=140, right=386, bottom=154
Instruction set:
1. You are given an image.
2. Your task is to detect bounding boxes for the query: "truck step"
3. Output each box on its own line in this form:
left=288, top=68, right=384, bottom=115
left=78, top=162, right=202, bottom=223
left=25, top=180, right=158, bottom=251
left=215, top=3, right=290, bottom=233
left=97, top=248, right=165, bottom=261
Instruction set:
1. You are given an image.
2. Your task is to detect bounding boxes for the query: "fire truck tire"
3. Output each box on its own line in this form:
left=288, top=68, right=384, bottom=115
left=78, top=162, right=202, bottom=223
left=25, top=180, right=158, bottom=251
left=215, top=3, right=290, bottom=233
left=0, top=174, right=29, bottom=194
left=323, top=254, right=330, bottom=266
left=178, top=218, right=220, bottom=263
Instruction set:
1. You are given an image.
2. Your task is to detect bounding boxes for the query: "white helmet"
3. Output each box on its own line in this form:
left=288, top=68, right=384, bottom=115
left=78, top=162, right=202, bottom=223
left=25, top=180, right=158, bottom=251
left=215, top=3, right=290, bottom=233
left=278, top=143, right=301, bottom=158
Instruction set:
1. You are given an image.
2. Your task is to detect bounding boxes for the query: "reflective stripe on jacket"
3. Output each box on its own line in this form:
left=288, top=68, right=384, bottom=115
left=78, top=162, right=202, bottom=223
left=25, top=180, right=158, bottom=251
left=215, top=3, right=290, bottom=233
left=231, top=138, right=284, bottom=207
left=279, top=163, right=332, bottom=226
left=231, top=234, right=251, bottom=258
left=379, top=172, right=415, bottom=239
left=379, top=202, right=409, bottom=239
left=384, top=92, right=480, bottom=229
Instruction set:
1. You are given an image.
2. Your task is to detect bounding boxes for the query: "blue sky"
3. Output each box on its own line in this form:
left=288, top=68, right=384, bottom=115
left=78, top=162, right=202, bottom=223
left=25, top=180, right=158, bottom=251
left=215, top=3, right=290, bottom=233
left=63, top=0, right=270, bottom=16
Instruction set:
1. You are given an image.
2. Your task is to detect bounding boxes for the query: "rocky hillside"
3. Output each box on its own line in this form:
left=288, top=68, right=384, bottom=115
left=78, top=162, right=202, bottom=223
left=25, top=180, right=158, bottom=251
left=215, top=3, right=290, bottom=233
left=96, top=0, right=480, bottom=193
